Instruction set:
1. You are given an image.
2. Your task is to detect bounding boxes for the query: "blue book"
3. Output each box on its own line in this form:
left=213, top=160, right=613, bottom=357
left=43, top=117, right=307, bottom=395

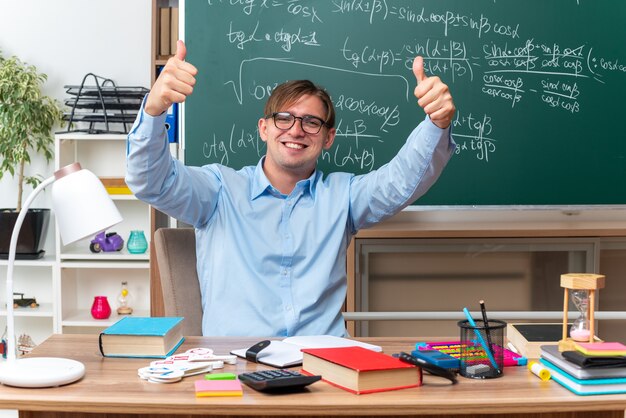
left=540, top=359, right=626, bottom=395
left=98, top=316, right=185, bottom=358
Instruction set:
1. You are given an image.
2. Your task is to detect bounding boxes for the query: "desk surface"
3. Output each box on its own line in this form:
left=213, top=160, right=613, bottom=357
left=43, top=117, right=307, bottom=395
left=2, top=335, right=626, bottom=417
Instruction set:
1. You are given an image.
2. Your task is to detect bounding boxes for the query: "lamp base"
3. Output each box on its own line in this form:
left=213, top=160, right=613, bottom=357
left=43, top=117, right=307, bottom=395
left=0, top=357, right=85, bottom=388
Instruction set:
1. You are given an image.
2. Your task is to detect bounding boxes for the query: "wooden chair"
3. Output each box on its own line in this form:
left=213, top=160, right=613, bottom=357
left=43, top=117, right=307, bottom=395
left=153, top=227, right=203, bottom=336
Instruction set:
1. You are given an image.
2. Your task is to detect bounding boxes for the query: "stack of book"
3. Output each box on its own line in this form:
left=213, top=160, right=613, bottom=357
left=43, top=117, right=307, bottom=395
left=539, top=343, right=626, bottom=395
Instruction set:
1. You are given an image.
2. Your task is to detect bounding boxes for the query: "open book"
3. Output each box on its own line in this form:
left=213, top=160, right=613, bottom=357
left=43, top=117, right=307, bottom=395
left=230, top=335, right=382, bottom=368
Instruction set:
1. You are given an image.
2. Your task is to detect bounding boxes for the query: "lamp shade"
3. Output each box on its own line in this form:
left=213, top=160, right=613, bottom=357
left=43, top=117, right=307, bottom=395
left=52, top=163, right=123, bottom=245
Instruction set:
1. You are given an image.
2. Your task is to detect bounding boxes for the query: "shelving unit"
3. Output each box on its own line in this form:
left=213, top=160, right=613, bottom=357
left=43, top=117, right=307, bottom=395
left=0, top=256, right=57, bottom=345
left=55, top=133, right=151, bottom=334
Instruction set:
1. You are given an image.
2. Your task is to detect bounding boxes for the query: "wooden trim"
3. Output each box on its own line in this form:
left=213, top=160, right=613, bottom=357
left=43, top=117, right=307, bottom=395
left=355, top=221, right=626, bottom=239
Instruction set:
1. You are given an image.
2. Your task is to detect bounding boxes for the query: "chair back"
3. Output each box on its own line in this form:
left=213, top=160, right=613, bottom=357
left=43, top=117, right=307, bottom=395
left=154, top=227, right=203, bottom=336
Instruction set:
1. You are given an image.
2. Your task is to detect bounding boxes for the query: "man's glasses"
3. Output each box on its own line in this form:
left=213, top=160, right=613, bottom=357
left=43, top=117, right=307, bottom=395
left=266, top=112, right=328, bottom=134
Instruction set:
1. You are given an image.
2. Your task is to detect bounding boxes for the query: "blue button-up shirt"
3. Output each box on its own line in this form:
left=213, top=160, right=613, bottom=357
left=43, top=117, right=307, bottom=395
left=126, top=108, right=454, bottom=337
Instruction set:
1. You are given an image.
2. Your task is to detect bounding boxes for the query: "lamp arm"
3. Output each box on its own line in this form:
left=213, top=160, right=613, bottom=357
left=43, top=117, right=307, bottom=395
left=6, top=175, right=55, bottom=362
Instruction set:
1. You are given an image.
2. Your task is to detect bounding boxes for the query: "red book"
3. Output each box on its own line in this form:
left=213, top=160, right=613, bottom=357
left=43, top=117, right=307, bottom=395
left=301, top=346, right=422, bottom=394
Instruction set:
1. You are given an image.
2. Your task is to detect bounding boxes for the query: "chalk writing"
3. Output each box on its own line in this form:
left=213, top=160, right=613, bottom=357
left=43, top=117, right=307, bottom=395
left=189, top=0, right=626, bottom=207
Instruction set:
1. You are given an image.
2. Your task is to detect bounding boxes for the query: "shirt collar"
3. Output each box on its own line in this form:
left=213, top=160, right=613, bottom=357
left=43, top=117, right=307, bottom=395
left=250, top=157, right=319, bottom=200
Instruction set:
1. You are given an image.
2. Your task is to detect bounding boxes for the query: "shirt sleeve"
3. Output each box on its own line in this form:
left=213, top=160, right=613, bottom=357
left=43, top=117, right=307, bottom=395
left=125, top=99, right=221, bottom=227
left=348, top=116, right=456, bottom=232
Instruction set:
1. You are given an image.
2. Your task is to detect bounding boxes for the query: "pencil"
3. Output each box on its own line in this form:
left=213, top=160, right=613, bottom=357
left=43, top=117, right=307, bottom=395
left=479, top=300, right=495, bottom=359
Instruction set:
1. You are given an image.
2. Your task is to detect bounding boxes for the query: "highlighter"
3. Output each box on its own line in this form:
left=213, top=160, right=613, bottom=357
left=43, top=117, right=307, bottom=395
left=528, top=361, right=551, bottom=381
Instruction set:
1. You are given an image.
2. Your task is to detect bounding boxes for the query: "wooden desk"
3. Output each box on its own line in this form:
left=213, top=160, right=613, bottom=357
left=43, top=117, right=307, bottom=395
left=1, top=335, right=625, bottom=418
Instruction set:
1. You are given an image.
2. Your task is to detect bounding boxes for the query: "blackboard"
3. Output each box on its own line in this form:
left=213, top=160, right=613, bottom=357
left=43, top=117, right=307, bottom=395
left=183, top=1, right=626, bottom=206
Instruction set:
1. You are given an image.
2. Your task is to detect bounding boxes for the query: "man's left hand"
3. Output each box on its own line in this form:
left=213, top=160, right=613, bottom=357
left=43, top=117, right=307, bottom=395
left=413, top=56, right=456, bottom=129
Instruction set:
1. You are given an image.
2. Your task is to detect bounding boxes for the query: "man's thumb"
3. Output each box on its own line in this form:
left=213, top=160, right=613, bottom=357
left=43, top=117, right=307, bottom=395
left=413, top=56, right=427, bottom=83
left=175, top=40, right=186, bottom=60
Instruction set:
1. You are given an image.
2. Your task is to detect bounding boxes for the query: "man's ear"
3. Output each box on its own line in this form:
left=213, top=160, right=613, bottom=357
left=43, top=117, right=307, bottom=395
left=258, top=118, right=268, bottom=142
left=323, top=128, right=336, bottom=150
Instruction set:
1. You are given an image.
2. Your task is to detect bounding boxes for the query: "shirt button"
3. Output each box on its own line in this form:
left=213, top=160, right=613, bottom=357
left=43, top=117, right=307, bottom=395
left=285, top=306, right=292, bottom=311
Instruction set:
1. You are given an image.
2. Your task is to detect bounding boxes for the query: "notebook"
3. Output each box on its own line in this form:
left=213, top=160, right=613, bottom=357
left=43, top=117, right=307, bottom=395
left=540, top=360, right=626, bottom=395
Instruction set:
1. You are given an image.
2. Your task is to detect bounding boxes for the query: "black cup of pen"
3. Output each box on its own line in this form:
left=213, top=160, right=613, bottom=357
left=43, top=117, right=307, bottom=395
left=457, top=319, right=506, bottom=379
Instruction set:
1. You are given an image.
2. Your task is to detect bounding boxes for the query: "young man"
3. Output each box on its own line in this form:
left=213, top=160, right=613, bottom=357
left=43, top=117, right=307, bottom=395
left=126, top=40, right=456, bottom=337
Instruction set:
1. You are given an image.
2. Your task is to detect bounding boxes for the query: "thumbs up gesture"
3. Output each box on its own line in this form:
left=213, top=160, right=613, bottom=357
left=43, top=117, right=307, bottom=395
left=145, top=40, right=199, bottom=116
left=413, top=56, right=455, bottom=129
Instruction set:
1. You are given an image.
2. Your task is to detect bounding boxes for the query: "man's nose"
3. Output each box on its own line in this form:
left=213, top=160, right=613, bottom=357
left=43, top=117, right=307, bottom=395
left=288, top=118, right=306, bottom=136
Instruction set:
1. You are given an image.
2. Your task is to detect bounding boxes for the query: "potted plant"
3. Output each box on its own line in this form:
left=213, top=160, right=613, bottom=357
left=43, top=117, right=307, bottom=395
left=0, top=51, right=64, bottom=259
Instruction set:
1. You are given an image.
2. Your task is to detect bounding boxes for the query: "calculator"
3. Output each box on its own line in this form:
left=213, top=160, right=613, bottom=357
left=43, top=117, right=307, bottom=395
left=238, top=369, right=321, bottom=392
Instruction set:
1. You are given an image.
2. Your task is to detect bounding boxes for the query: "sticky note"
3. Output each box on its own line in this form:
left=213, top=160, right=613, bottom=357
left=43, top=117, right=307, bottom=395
left=195, top=379, right=242, bottom=397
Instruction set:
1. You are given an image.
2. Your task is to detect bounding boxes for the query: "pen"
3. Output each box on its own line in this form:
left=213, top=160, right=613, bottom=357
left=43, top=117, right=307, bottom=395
left=462, top=307, right=499, bottom=371
left=479, top=300, right=495, bottom=358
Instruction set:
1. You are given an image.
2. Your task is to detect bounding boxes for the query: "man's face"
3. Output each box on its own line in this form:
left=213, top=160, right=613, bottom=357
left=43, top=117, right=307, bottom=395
left=258, top=94, right=336, bottom=182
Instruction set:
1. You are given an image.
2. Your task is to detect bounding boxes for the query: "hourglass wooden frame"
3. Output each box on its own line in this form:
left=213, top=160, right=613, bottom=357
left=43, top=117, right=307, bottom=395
left=558, top=273, right=605, bottom=351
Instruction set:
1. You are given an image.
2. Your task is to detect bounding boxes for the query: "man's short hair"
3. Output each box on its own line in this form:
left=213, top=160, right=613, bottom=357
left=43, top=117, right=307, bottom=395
left=264, top=80, right=335, bottom=129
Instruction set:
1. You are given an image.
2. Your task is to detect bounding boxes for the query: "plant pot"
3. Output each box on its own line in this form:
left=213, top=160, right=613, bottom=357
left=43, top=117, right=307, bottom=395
left=0, top=208, right=50, bottom=259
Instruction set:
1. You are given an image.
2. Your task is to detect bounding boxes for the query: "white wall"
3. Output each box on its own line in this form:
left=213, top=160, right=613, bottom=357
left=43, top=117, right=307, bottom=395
left=0, top=0, right=151, bottom=204
left=0, top=0, right=151, bottom=250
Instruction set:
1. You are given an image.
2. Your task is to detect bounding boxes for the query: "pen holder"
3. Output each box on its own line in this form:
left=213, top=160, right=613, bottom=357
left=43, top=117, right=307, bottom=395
left=458, top=319, right=506, bottom=379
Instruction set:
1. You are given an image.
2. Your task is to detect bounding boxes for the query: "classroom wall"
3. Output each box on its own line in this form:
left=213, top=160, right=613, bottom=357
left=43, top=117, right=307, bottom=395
left=0, top=0, right=151, bottom=249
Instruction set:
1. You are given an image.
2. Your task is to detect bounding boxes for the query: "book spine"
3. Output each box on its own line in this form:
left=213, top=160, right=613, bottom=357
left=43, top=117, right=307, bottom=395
left=98, top=333, right=105, bottom=357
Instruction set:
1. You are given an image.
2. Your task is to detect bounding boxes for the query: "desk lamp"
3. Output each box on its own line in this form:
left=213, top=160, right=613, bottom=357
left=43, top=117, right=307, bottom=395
left=0, top=162, right=122, bottom=387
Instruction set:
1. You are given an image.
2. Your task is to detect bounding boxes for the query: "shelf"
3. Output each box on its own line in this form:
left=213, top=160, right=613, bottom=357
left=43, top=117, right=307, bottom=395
left=110, top=194, right=138, bottom=201
left=59, top=247, right=149, bottom=262
left=62, top=309, right=150, bottom=327
left=56, top=133, right=127, bottom=142
left=0, top=254, right=56, bottom=267
left=60, top=260, right=149, bottom=269
left=0, top=303, right=54, bottom=318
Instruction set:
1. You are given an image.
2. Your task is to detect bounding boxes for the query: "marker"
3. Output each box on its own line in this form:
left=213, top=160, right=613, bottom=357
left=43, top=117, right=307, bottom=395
left=462, top=307, right=499, bottom=371
left=528, top=361, right=551, bottom=381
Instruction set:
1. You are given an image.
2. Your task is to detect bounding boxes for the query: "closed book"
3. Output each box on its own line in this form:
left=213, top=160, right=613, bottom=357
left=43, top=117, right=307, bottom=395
left=159, top=7, right=171, bottom=56
left=98, top=316, right=184, bottom=358
left=301, top=346, right=421, bottom=394
left=540, top=345, right=626, bottom=379
left=539, top=359, right=626, bottom=395
left=170, top=7, right=179, bottom=54
left=507, top=323, right=566, bottom=359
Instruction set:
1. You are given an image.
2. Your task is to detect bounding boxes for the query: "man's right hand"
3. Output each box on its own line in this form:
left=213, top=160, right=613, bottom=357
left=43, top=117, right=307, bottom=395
left=145, top=40, right=198, bottom=116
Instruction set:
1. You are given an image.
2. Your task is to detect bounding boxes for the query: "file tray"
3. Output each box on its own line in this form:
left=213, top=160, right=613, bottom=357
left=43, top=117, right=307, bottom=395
left=59, top=73, right=149, bottom=134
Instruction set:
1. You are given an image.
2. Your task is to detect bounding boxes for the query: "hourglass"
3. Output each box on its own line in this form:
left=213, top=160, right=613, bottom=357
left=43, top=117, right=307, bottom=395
left=558, top=273, right=605, bottom=351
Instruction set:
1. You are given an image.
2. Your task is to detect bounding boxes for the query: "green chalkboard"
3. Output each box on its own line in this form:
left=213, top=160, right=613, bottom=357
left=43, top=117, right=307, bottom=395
left=183, top=0, right=626, bottom=206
